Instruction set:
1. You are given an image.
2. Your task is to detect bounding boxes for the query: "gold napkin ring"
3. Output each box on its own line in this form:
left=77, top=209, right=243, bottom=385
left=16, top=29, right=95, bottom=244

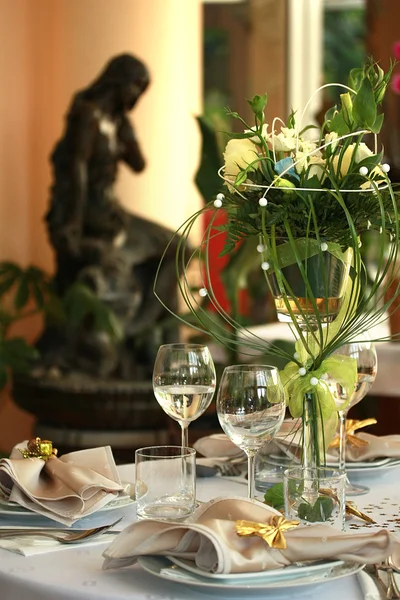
left=236, top=515, right=299, bottom=549
left=18, top=437, right=58, bottom=461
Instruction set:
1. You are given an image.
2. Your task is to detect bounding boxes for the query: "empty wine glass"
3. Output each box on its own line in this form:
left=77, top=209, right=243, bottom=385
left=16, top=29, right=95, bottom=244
left=216, top=364, right=286, bottom=499
left=153, top=343, right=216, bottom=447
left=330, top=333, right=377, bottom=495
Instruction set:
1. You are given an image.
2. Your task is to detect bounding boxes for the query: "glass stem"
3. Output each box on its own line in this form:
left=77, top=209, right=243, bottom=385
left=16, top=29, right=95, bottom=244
left=181, top=423, right=189, bottom=448
left=247, top=452, right=256, bottom=499
left=338, top=410, right=347, bottom=472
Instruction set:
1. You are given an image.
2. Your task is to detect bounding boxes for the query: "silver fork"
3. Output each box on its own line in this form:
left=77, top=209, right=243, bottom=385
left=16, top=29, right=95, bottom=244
left=0, top=517, right=122, bottom=544
left=214, top=462, right=242, bottom=477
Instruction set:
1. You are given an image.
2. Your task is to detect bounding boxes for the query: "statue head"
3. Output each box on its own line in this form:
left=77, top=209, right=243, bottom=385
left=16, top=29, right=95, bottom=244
left=84, top=54, right=150, bottom=111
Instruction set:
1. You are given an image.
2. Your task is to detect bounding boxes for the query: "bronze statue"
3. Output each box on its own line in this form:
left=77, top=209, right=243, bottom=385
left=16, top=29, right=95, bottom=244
left=40, top=54, right=178, bottom=378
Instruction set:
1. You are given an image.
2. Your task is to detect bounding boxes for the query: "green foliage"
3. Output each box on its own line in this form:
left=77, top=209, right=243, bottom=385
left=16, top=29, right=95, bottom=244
left=298, top=496, right=334, bottom=523
left=264, top=482, right=284, bottom=510
left=0, top=262, right=123, bottom=392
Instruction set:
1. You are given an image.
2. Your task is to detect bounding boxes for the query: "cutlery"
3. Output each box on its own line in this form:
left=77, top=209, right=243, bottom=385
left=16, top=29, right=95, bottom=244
left=377, top=559, right=400, bottom=599
left=0, top=518, right=122, bottom=544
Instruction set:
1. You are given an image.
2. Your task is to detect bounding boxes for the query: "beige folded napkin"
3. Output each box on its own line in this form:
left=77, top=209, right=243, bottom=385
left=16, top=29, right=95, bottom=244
left=194, top=420, right=300, bottom=462
left=327, top=433, right=400, bottom=463
left=195, top=427, right=400, bottom=465
left=102, top=497, right=396, bottom=574
left=0, top=442, right=124, bottom=525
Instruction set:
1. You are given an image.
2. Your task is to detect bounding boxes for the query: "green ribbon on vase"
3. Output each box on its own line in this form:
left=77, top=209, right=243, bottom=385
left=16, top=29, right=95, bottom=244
left=280, top=353, right=357, bottom=443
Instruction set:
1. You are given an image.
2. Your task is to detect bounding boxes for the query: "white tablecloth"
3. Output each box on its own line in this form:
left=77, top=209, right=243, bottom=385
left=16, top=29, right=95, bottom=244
left=1, top=463, right=399, bottom=600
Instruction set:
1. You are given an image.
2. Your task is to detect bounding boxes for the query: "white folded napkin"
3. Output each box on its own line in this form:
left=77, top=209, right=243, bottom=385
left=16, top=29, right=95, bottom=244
left=0, top=442, right=124, bottom=525
left=357, top=570, right=384, bottom=600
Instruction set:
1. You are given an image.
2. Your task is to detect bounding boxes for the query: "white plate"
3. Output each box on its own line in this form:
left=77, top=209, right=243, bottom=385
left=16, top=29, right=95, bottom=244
left=0, top=494, right=135, bottom=518
left=168, top=555, right=344, bottom=582
left=138, top=556, right=364, bottom=594
left=266, top=455, right=400, bottom=473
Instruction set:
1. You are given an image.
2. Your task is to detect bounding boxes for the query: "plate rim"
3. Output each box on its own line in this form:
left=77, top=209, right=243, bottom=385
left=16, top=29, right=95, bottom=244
left=167, top=555, right=345, bottom=582
left=138, top=555, right=364, bottom=591
left=0, top=494, right=135, bottom=517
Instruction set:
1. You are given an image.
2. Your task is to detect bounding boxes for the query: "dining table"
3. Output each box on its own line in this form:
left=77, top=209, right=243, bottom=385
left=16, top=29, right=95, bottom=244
left=0, top=460, right=399, bottom=600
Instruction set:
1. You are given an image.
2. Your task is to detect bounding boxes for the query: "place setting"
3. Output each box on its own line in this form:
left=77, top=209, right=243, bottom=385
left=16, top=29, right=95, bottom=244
left=0, top=437, right=136, bottom=555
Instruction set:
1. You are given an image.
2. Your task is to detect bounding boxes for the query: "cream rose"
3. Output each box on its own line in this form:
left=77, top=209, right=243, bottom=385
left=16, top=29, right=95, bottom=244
left=332, top=142, right=373, bottom=177
left=223, top=138, right=258, bottom=179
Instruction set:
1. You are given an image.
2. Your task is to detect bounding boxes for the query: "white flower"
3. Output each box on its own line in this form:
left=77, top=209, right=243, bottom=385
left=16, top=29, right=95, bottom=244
left=298, top=139, right=319, bottom=156
left=324, top=132, right=339, bottom=152
left=223, top=138, right=259, bottom=179
left=294, top=152, right=326, bottom=181
left=294, top=151, right=308, bottom=174
left=244, top=123, right=269, bottom=143
left=269, top=127, right=298, bottom=152
left=307, top=156, right=327, bottom=181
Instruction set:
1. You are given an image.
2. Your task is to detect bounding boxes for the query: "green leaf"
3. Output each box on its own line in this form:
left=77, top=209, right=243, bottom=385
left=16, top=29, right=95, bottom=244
left=14, top=277, right=29, bottom=310
left=353, top=78, right=376, bottom=128
left=264, top=483, right=284, bottom=510
left=194, top=116, right=223, bottom=203
left=369, top=113, right=384, bottom=134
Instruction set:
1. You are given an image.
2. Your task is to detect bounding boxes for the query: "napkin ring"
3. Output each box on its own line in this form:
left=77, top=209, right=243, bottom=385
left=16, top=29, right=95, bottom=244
left=18, top=437, right=58, bottom=461
left=236, top=515, right=299, bottom=549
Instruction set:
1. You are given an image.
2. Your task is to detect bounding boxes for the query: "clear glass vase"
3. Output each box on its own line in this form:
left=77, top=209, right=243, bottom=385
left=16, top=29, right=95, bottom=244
left=267, top=247, right=352, bottom=326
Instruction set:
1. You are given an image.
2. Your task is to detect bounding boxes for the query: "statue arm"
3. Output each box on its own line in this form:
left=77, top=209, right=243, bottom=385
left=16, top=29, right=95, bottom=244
left=118, top=116, right=146, bottom=172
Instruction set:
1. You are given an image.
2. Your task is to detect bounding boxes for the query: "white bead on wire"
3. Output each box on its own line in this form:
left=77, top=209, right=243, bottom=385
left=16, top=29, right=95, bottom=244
left=359, top=166, right=369, bottom=177
left=257, top=244, right=265, bottom=253
left=259, top=197, right=268, bottom=207
left=298, top=367, right=306, bottom=376
left=261, top=262, right=270, bottom=271
left=310, top=377, right=318, bottom=386
left=199, top=288, right=208, bottom=297
left=214, top=199, right=222, bottom=208
left=382, top=163, right=391, bottom=173
left=321, top=242, right=328, bottom=252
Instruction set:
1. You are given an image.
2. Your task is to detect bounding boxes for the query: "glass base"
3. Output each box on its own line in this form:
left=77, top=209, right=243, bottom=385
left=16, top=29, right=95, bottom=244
left=345, top=478, right=370, bottom=496
left=255, top=463, right=285, bottom=492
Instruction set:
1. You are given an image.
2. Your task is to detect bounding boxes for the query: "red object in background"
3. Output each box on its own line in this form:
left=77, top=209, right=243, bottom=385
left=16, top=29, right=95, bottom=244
left=392, top=73, right=400, bottom=95
left=202, top=209, right=250, bottom=317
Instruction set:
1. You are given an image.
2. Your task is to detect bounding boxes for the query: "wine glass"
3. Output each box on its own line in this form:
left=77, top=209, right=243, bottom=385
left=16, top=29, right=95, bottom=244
left=330, top=333, right=378, bottom=495
left=152, top=343, right=216, bottom=447
left=216, top=364, right=286, bottom=499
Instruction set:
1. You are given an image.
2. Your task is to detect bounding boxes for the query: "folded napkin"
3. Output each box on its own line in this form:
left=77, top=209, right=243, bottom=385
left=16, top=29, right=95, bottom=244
left=195, top=426, right=400, bottom=465
left=194, top=420, right=300, bottom=462
left=0, top=442, right=124, bottom=525
left=327, top=432, right=400, bottom=462
left=102, top=497, right=396, bottom=574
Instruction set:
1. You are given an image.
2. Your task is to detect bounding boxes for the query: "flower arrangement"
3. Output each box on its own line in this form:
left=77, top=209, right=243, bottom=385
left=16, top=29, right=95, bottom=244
left=155, top=59, right=400, bottom=468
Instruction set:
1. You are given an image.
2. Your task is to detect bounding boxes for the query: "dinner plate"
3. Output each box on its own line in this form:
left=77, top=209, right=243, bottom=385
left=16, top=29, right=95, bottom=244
left=266, top=455, right=400, bottom=473
left=168, top=556, right=345, bottom=582
left=0, top=494, right=135, bottom=518
left=138, top=555, right=364, bottom=594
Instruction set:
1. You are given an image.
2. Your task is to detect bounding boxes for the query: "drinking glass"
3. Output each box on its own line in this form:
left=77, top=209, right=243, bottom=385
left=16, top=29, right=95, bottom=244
left=153, top=343, right=216, bottom=447
left=216, top=364, right=286, bottom=499
left=330, top=333, right=377, bottom=495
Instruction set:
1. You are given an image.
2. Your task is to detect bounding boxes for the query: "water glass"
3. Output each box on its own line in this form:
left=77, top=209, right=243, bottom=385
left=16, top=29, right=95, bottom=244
left=135, top=446, right=196, bottom=520
left=283, top=467, right=345, bottom=530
